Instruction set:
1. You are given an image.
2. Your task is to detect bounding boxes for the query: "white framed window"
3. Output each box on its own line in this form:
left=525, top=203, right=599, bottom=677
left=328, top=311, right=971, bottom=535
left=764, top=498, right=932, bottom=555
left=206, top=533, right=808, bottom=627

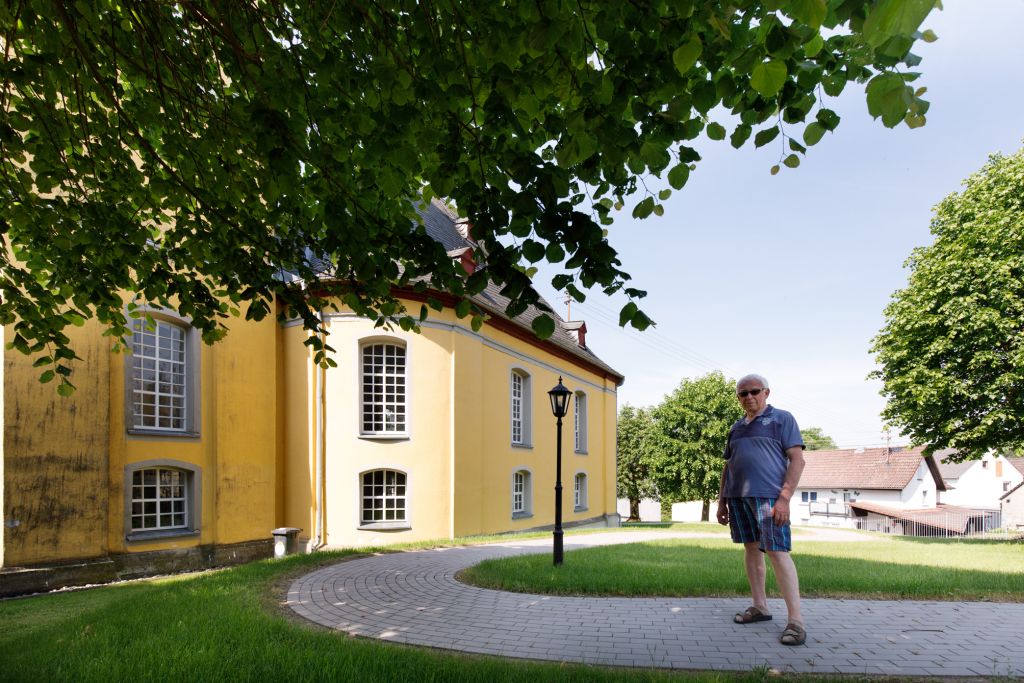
left=126, top=310, right=199, bottom=435
left=510, top=369, right=532, bottom=446
left=574, top=472, right=588, bottom=511
left=360, top=341, right=407, bottom=436
left=124, top=459, right=200, bottom=541
left=574, top=390, right=588, bottom=453
left=512, top=469, right=533, bottom=518
left=361, top=469, right=408, bottom=526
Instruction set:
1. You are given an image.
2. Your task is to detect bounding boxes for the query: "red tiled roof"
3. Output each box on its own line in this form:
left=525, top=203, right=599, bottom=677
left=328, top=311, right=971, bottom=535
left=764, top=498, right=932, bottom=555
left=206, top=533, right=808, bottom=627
left=800, top=446, right=937, bottom=490
left=848, top=502, right=991, bottom=534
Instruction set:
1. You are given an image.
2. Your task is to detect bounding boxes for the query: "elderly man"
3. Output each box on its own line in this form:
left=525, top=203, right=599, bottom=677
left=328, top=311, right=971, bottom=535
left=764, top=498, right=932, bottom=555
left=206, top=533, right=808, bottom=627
left=716, top=374, right=807, bottom=646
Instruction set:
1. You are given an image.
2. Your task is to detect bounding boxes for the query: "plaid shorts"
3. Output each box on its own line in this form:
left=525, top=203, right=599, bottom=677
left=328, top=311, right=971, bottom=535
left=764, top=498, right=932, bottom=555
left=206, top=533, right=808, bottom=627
left=726, top=497, right=791, bottom=552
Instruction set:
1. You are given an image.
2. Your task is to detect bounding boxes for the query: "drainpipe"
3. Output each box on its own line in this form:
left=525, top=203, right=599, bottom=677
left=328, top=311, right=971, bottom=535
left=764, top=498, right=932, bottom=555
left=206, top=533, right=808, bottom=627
left=311, top=309, right=326, bottom=551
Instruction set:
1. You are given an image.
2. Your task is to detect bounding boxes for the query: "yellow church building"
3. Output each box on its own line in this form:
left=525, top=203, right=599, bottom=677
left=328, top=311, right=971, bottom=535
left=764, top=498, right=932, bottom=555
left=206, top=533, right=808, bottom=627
left=0, top=200, right=623, bottom=596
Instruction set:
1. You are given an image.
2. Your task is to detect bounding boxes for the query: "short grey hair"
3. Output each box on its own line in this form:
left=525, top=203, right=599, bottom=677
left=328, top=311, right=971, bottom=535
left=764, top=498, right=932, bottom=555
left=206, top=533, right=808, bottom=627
left=736, top=373, right=770, bottom=389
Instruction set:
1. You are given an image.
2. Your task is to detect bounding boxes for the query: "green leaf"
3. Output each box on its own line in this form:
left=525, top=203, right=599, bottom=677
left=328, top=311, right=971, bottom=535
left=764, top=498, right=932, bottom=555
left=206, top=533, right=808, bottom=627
left=455, top=299, right=471, bottom=318
left=57, top=382, right=76, bottom=397
left=667, top=163, right=690, bottom=190
left=632, top=196, right=655, bottom=219
left=803, top=122, right=826, bottom=146
left=619, top=301, right=638, bottom=327
left=863, top=0, right=937, bottom=49
left=706, top=122, right=726, bottom=141
left=866, top=73, right=913, bottom=127
left=770, top=165, right=781, bottom=176
left=531, top=314, right=555, bottom=339
left=787, top=0, right=827, bottom=29
left=754, top=126, right=780, bottom=148
left=783, top=154, right=800, bottom=168
left=522, top=239, right=546, bottom=263
left=658, top=188, right=672, bottom=201
left=545, top=241, right=565, bottom=263
left=672, top=36, right=703, bottom=75
left=750, top=61, right=787, bottom=98
left=804, top=34, right=824, bottom=58
left=39, top=369, right=56, bottom=384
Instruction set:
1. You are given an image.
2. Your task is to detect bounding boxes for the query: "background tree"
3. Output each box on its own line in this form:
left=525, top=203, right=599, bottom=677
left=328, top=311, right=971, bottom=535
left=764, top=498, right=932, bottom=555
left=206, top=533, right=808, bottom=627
left=650, top=371, right=743, bottom=521
left=871, top=146, right=1024, bottom=461
left=1, top=2, right=938, bottom=391
left=801, top=426, right=838, bottom=450
left=616, top=404, right=657, bottom=522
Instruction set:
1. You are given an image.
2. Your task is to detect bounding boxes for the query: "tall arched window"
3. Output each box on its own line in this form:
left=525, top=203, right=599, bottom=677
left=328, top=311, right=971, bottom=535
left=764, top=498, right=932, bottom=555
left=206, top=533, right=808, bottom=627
left=512, top=469, right=533, bottom=518
left=574, top=390, right=588, bottom=453
left=360, top=341, right=408, bottom=435
left=127, top=309, right=199, bottom=435
left=574, top=472, right=588, bottom=511
left=510, top=369, right=532, bottom=446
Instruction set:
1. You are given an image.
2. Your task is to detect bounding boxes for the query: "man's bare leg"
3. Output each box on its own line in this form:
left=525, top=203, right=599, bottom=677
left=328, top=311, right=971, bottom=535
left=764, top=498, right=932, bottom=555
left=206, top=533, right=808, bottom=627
left=766, top=550, right=802, bottom=625
left=743, top=541, right=769, bottom=611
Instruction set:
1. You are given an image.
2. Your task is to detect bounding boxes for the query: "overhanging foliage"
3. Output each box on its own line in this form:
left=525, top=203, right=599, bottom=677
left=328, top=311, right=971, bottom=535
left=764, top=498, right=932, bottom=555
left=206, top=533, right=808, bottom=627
left=1, top=1, right=938, bottom=391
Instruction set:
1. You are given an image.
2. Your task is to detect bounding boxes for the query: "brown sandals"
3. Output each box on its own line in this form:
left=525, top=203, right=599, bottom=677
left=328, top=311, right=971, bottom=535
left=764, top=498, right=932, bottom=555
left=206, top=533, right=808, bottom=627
left=733, top=606, right=773, bottom=624
left=780, top=622, right=807, bottom=646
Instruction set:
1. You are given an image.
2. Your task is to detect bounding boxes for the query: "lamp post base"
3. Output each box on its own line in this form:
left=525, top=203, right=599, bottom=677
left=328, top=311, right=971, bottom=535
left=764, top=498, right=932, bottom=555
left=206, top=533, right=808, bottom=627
left=553, top=528, right=563, bottom=566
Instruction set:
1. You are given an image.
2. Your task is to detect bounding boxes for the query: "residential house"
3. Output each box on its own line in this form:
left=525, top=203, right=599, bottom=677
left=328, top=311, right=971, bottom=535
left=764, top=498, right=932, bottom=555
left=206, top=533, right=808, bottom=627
left=936, top=451, right=1024, bottom=509
left=794, top=446, right=979, bottom=535
left=1000, top=481, right=1024, bottom=531
left=1, top=200, right=624, bottom=596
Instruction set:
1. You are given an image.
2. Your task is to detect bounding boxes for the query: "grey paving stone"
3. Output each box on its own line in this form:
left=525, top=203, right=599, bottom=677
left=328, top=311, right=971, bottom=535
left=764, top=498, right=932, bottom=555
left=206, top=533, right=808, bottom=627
left=285, top=530, right=1024, bottom=675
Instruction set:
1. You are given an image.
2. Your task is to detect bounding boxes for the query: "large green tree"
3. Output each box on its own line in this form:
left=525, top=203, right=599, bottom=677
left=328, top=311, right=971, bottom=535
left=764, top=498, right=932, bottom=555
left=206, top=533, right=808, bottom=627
left=871, top=147, right=1024, bottom=461
left=1, top=1, right=938, bottom=391
left=616, top=403, right=657, bottom=522
left=801, top=426, right=838, bottom=450
left=650, top=371, right=743, bottom=521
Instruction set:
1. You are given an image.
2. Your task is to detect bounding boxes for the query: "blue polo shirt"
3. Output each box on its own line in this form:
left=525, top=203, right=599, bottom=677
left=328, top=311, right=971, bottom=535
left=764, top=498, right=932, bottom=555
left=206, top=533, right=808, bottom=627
left=722, top=405, right=804, bottom=498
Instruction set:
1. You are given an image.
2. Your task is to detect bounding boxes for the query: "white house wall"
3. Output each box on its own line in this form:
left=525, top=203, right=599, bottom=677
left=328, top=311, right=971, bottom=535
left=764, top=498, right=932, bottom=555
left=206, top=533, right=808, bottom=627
left=941, top=454, right=1023, bottom=509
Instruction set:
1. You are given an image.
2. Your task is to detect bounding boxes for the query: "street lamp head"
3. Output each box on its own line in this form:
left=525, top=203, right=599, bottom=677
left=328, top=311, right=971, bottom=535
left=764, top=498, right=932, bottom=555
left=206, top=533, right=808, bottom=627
left=548, top=376, right=572, bottom=418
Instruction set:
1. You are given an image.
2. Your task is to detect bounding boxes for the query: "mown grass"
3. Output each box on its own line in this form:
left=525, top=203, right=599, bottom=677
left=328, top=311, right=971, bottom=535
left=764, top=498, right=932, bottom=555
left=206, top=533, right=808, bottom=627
left=3, top=529, right=1020, bottom=682
left=0, top=538, right=784, bottom=683
left=460, top=535, right=1024, bottom=602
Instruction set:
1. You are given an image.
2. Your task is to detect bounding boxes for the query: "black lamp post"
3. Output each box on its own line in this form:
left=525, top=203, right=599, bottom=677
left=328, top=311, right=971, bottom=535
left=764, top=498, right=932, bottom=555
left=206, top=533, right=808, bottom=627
left=548, top=376, right=572, bottom=566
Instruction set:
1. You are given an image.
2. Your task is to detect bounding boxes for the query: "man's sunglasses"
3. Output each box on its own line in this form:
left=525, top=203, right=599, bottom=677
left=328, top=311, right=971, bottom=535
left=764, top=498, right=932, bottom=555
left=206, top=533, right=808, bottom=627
left=737, top=388, right=765, bottom=398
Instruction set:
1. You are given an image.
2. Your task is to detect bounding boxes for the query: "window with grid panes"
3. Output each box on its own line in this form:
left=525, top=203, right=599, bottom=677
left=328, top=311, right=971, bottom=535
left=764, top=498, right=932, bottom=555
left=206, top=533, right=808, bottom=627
left=131, top=318, right=187, bottom=431
left=361, top=343, right=407, bottom=434
left=513, top=471, right=525, bottom=513
left=130, top=467, right=187, bottom=531
left=361, top=469, right=407, bottom=523
left=574, top=391, right=587, bottom=452
left=574, top=473, right=587, bottom=509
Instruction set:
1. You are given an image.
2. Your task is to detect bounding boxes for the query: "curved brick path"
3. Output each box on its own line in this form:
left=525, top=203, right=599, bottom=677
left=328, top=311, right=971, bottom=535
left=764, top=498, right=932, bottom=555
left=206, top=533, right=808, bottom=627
left=286, top=530, right=1024, bottom=676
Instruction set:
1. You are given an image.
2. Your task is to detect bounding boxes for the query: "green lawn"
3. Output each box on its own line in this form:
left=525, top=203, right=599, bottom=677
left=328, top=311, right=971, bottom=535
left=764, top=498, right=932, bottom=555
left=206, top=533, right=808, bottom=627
left=2, top=530, right=1021, bottom=682
left=460, top=535, right=1024, bottom=602
left=0, top=540, right=775, bottom=683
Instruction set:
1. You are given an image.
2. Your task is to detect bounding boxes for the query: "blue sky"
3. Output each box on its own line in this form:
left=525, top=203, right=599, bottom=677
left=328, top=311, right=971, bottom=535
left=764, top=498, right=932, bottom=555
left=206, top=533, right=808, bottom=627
left=534, top=1, right=1024, bottom=448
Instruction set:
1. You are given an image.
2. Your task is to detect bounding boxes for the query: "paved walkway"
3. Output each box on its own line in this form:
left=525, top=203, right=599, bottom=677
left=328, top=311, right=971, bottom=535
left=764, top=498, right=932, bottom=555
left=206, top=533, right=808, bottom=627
left=286, top=530, right=1024, bottom=677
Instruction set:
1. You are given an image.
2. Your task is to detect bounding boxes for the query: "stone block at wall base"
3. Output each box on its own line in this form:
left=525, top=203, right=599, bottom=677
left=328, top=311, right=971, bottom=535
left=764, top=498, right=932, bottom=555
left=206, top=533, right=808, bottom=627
left=0, top=539, right=273, bottom=598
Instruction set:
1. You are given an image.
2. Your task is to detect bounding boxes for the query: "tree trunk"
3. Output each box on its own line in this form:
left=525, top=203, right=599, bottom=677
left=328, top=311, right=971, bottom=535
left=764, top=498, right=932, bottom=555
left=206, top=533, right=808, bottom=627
left=701, top=499, right=711, bottom=522
left=629, top=498, right=640, bottom=522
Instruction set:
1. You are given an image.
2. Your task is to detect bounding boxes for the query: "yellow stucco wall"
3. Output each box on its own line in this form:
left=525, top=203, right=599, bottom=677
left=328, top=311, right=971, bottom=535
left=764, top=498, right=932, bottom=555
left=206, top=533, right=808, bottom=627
left=3, top=291, right=618, bottom=566
left=2, top=319, right=110, bottom=566
left=290, top=300, right=619, bottom=548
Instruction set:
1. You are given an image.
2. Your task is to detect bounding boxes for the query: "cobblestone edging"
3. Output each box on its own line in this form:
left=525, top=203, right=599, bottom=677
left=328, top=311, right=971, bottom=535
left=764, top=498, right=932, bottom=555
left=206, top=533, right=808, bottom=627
left=287, top=531, right=1024, bottom=676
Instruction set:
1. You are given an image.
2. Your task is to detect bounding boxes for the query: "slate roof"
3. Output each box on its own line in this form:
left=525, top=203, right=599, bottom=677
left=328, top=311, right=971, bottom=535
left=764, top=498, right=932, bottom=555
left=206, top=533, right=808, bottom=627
left=1002, top=480, right=1024, bottom=501
left=800, top=446, right=945, bottom=491
left=294, top=198, right=624, bottom=384
left=935, top=450, right=974, bottom=479
left=1006, top=457, right=1024, bottom=477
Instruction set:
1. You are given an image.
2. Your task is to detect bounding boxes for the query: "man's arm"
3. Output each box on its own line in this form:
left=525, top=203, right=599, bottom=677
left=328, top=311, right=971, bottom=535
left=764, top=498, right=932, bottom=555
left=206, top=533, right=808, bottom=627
left=771, top=445, right=806, bottom=525
left=716, top=463, right=729, bottom=525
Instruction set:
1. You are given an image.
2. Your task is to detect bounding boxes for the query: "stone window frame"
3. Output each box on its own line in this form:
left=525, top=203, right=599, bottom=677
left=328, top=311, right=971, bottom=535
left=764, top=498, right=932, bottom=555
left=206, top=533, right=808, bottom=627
left=358, top=338, right=410, bottom=440
left=124, top=306, right=201, bottom=438
left=124, top=459, right=201, bottom=542
left=573, top=390, right=588, bottom=454
left=358, top=468, right=411, bottom=530
left=574, top=471, right=588, bottom=512
left=510, top=367, right=532, bottom=448
left=512, top=468, right=533, bottom=519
